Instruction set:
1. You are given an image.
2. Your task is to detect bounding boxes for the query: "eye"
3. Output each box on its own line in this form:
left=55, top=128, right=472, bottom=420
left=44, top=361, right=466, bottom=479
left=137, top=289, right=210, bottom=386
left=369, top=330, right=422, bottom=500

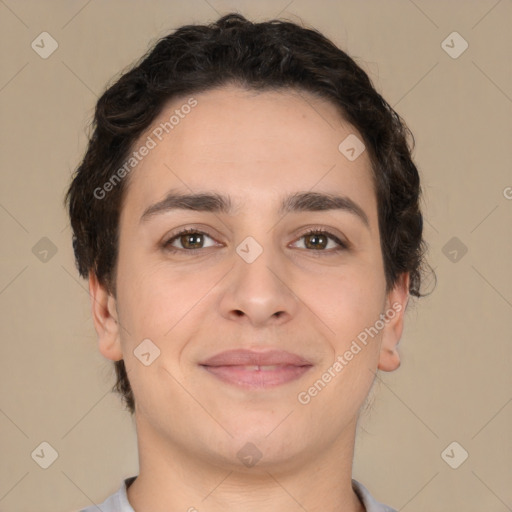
left=163, top=228, right=218, bottom=252
left=162, top=227, right=348, bottom=255
left=290, top=228, right=348, bottom=253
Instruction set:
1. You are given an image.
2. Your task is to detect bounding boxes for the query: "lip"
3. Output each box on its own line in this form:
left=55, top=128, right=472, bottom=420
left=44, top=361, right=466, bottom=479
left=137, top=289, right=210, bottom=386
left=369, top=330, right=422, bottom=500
left=200, top=349, right=312, bottom=367
left=199, top=349, right=313, bottom=389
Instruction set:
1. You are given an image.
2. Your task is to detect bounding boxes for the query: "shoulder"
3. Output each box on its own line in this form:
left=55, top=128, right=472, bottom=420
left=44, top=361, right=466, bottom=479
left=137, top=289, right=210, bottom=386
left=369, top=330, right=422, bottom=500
left=77, top=476, right=395, bottom=512
left=352, top=479, right=398, bottom=512
left=78, top=476, right=137, bottom=512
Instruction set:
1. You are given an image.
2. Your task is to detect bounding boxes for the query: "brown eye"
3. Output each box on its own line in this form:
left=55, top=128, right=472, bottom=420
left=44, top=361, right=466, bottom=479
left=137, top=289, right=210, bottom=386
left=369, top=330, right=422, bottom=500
left=292, top=229, right=348, bottom=253
left=164, top=229, right=217, bottom=252
left=179, top=232, right=204, bottom=249
left=303, top=232, right=329, bottom=250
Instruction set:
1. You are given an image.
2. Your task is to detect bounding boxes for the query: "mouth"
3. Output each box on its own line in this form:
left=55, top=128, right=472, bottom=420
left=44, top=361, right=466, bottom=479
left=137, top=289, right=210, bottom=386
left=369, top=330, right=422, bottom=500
left=199, top=349, right=314, bottom=389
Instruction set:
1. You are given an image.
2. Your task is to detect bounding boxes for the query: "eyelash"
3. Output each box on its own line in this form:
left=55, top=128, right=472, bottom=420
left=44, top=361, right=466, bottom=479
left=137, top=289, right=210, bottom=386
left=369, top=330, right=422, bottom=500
left=162, top=227, right=349, bottom=255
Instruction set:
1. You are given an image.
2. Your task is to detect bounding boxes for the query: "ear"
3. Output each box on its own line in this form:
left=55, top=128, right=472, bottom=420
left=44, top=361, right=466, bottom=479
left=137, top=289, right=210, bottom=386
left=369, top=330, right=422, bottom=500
left=88, top=273, right=123, bottom=361
left=377, top=272, right=410, bottom=372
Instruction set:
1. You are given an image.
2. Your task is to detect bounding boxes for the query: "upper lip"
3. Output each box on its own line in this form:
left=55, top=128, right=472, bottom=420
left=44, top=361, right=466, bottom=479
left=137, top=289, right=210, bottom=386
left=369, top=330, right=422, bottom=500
left=200, top=349, right=313, bottom=367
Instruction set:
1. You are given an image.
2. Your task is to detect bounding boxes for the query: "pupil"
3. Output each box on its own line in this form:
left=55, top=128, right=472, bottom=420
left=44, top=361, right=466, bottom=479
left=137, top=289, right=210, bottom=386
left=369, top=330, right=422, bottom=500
left=180, top=233, right=328, bottom=250
left=307, top=234, right=326, bottom=250
left=184, top=233, right=202, bottom=248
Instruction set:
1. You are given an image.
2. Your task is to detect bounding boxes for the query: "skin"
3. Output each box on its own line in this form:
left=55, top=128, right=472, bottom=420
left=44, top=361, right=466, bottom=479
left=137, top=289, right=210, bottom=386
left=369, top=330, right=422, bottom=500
left=89, top=84, right=409, bottom=512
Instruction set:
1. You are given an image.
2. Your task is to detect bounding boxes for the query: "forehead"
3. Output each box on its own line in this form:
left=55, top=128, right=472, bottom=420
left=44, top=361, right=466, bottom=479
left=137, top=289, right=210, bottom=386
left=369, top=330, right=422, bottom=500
left=121, top=85, right=376, bottom=223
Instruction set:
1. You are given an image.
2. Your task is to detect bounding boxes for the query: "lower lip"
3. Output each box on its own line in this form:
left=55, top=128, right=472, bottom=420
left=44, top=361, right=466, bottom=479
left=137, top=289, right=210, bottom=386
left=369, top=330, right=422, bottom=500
left=200, top=364, right=313, bottom=389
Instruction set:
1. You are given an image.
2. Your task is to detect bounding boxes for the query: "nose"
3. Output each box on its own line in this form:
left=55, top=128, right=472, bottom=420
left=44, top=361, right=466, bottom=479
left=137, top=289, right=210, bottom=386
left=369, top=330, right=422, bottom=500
left=218, top=242, right=299, bottom=327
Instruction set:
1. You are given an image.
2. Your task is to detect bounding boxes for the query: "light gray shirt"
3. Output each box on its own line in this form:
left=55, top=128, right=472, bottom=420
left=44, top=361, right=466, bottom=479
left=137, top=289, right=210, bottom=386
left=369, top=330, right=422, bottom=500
left=79, top=476, right=397, bottom=511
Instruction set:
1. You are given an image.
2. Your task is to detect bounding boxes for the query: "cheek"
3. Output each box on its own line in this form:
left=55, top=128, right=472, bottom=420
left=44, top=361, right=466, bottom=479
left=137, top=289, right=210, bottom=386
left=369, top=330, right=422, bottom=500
left=317, top=264, right=386, bottom=332
left=115, top=253, right=224, bottom=353
left=312, top=271, right=386, bottom=395
left=309, top=273, right=385, bottom=402
left=114, top=250, right=172, bottom=344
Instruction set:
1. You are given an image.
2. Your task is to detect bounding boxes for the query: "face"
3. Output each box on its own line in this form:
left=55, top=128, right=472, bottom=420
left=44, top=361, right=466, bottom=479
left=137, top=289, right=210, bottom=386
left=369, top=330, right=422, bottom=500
left=90, top=85, right=409, bottom=471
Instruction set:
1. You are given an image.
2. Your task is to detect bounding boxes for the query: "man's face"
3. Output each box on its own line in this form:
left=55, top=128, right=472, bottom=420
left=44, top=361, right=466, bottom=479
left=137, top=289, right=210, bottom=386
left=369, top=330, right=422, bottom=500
left=92, top=85, right=408, bottom=469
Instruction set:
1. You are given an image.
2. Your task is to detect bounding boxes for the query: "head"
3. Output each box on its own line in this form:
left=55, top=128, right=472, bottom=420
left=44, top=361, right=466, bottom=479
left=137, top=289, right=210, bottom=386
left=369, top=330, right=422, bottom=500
left=65, top=13, right=432, bottom=467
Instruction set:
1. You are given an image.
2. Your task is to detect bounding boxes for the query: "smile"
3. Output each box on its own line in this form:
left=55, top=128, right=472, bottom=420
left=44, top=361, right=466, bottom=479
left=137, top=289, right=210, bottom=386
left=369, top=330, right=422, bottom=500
left=200, top=364, right=313, bottom=389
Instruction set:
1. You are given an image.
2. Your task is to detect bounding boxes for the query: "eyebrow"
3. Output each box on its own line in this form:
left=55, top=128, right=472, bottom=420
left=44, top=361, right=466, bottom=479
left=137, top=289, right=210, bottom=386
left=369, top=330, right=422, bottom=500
left=140, top=190, right=370, bottom=228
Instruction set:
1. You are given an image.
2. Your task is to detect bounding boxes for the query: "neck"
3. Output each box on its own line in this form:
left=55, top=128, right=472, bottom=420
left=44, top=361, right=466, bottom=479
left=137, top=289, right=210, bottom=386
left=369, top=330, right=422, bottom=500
left=127, top=414, right=365, bottom=512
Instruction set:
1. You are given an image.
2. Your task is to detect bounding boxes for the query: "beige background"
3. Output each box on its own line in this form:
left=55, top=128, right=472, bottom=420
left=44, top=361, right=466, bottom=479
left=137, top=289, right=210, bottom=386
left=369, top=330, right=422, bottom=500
left=1, top=0, right=511, bottom=511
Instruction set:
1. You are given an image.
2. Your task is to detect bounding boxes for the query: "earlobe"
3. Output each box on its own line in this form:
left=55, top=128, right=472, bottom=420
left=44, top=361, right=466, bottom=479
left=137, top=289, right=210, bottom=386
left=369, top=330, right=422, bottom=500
left=377, top=346, right=401, bottom=372
left=377, top=273, right=410, bottom=372
left=88, top=273, right=123, bottom=361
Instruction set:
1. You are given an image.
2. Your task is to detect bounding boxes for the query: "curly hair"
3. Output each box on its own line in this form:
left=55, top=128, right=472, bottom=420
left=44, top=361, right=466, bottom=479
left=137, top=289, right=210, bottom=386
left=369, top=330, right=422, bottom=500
left=65, top=13, right=433, bottom=415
